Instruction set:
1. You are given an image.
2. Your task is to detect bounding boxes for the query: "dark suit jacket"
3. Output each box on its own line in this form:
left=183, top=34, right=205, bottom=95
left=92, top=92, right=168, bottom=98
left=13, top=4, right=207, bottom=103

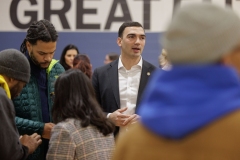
left=92, top=59, right=156, bottom=115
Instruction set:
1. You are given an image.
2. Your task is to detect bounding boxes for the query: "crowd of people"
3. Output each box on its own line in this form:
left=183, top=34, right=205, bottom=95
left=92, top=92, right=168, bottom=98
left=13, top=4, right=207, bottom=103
left=1, top=2, right=240, bottom=160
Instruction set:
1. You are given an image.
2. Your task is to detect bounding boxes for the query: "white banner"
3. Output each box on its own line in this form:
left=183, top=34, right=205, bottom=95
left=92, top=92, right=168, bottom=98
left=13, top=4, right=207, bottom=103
left=1, top=0, right=240, bottom=32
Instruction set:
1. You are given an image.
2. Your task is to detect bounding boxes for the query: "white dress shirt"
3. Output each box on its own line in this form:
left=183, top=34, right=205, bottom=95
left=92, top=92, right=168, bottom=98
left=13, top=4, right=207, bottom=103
left=118, top=56, right=142, bottom=133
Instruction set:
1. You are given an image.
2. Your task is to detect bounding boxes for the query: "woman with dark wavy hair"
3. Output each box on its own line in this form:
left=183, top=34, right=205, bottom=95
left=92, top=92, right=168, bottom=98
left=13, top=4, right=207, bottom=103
left=60, top=44, right=80, bottom=70
left=73, top=54, right=92, bottom=79
left=47, top=69, right=115, bottom=160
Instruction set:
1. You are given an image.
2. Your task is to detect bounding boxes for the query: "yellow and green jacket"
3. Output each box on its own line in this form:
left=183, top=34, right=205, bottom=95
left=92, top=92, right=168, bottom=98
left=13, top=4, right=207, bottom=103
left=12, top=59, right=64, bottom=160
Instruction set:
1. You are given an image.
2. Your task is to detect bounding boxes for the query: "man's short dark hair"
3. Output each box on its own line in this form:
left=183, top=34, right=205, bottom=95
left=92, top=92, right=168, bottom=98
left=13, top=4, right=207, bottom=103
left=118, top=21, right=144, bottom=38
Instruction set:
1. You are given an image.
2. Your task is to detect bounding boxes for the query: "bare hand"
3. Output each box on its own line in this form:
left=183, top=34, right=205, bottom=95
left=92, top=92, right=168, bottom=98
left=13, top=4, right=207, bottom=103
left=123, top=114, right=140, bottom=126
left=42, top=123, right=55, bottom=139
left=20, top=133, right=42, bottom=155
left=109, top=107, right=130, bottom=126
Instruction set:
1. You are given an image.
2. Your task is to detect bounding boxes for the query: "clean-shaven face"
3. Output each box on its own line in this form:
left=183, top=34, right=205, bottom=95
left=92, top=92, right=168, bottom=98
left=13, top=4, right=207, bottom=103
left=117, top=26, right=146, bottom=59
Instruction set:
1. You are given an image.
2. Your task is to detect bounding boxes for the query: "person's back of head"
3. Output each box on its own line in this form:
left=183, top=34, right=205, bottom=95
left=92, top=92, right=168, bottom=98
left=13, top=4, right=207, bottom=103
left=73, top=54, right=92, bottom=79
left=52, top=69, right=114, bottom=135
left=163, top=3, right=240, bottom=66
left=20, top=19, right=58, bottom=54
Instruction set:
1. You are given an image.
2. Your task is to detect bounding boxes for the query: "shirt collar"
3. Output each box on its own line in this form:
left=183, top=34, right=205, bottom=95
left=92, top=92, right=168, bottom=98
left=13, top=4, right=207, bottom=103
left=118, top=55, right=143, bottom=70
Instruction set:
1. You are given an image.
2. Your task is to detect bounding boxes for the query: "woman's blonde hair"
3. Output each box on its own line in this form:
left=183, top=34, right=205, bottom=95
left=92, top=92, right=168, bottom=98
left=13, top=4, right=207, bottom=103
left=159, top=49, right=169, bottom=68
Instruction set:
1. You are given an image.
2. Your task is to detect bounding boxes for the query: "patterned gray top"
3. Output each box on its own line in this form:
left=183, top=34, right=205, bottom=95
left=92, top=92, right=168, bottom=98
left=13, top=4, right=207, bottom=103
left=47, top=118, right=115, bottom=160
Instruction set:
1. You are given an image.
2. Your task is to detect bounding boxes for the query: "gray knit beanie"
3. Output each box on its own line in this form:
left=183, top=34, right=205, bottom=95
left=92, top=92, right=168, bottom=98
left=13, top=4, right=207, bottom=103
left=162, top=3, right=240, bottom=64
left=0, top=49, right=30, bottom=83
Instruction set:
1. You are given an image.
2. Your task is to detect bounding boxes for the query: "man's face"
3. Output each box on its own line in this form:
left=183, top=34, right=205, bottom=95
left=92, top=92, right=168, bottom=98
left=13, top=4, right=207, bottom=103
left=27, top=40, right=57, bottom=69
left=117, top=26, right=146, bottom=59
left=10, top=81, right=26, bottom=99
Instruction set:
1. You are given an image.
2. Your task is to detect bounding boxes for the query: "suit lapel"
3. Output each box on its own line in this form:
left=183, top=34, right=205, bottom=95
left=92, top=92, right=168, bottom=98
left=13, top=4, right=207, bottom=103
left=137, top=60, right=151, bottom=107
left=108, top=60, right=120, bottom=108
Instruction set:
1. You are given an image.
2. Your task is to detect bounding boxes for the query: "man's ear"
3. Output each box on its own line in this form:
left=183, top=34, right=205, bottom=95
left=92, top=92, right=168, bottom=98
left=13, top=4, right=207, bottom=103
left=117, top=37, right=122, bottom=47
left=26, top=41, right=31, bottom=53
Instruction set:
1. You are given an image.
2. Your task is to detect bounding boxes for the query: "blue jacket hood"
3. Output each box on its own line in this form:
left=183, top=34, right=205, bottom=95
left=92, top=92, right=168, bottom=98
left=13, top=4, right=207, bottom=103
left=138, top=65, right=240, bottom=139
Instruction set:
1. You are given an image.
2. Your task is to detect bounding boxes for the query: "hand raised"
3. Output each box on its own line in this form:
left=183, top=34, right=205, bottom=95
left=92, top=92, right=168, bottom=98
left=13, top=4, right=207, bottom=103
left=109, top=107, right=130, bottom=126
left=42, top=123, right=55, bottom=139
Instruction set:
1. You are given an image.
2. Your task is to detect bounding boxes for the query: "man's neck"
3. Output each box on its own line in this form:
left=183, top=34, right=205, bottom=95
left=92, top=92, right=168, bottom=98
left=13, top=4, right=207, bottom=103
left=120, top=55, right=141, bottom=70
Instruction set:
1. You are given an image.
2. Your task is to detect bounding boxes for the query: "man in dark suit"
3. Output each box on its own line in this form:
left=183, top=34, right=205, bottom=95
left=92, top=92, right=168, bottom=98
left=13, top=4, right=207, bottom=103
left=92, top=21, right=156, bottom=136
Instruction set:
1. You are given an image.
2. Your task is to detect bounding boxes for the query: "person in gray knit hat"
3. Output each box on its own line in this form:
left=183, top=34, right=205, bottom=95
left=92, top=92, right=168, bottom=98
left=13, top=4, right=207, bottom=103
left=0, top=49, right=42, bottom=160
left=112, top=3, right=240, bottom=160
left=0, top=49, right=30, bottom=83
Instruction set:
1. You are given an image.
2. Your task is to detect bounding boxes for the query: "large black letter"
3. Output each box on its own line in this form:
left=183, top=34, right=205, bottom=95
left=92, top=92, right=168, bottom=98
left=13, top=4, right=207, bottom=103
left=226, top=0, right=232, bottom=7
left=135, top=0, right=160, bottom=30
left=173, top=0, right=181, bottom=17
left=76, top=0, right=100, bottom=29
left=44, top=0, right=71, bottom=29
left=105, top=0, right=132, bottom=29
left=10, top=0, right=38, bottom=29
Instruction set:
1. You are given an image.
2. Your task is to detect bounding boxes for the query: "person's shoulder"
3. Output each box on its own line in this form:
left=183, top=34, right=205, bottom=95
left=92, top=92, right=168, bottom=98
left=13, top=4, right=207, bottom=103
left=50, top=59, right=65, bottom=73
left=142, top=59, right=156, bottom=69
left=0, top=87, right=9, bottom=98
left=94, top=60, right=118, bottom=73
left=53, top=119, right=74, bottom=131
left=0, top=88, right=8, bottom=100
left=53, top=60, right=64, bottom=69
left=0, top=88, right=12, bottom=108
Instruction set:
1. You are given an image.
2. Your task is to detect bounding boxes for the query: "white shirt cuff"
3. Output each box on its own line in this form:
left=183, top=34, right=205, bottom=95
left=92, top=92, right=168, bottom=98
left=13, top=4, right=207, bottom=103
left=107, top=113, right=111, bottom=118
